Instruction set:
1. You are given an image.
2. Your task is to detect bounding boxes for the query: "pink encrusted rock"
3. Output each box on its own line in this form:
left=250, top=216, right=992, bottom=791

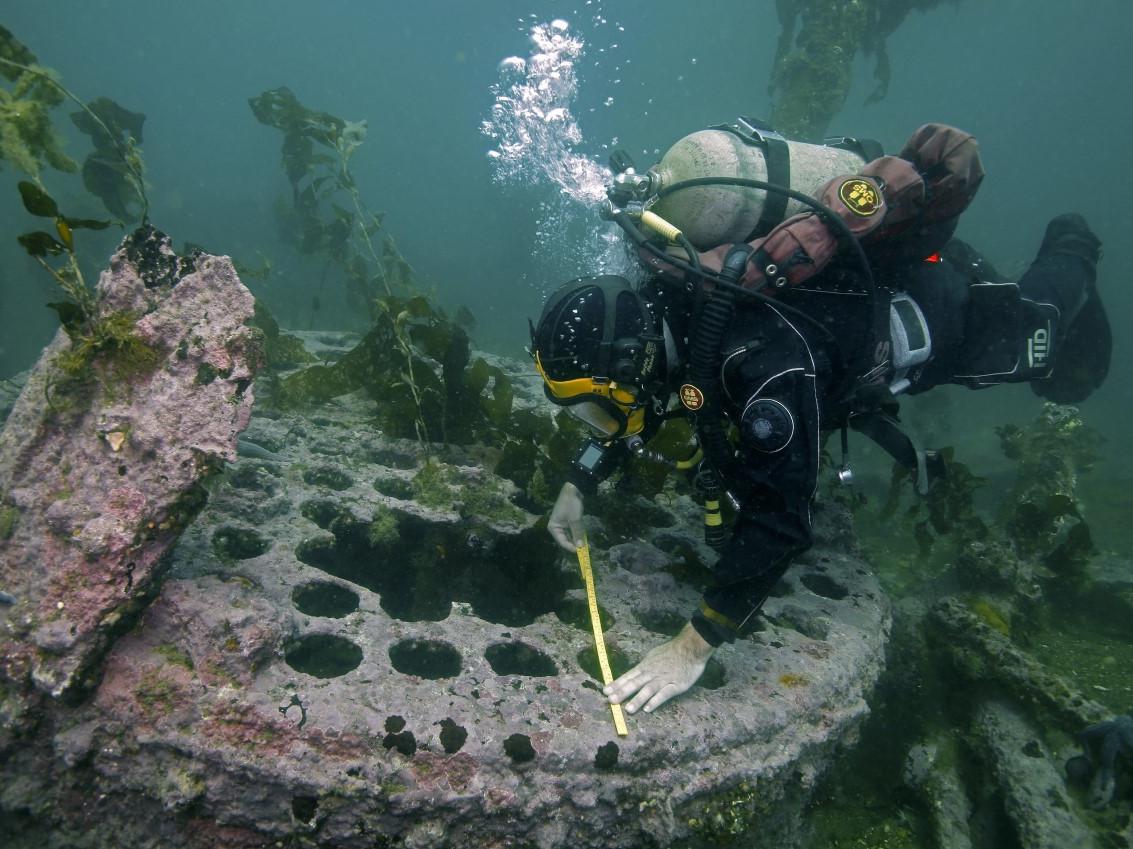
left=0, top=227, right=262, bottom=701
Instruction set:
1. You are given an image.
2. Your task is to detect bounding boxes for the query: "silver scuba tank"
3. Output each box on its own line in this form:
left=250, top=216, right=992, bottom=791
left=645, top=120, right=867, bottom=250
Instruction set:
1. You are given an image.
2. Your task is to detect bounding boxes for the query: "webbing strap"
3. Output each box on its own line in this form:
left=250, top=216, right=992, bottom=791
left=709, top=117, right=792, bottom=241
left=751, top=132, right=790, bottom=240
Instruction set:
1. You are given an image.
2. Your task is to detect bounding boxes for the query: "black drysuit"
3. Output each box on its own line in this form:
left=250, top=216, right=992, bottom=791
left=580, top=243, right=1100, bottom=647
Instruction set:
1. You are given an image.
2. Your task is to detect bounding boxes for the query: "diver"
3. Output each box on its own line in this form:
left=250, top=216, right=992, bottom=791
left=528, top=121, right=1110, bottom=717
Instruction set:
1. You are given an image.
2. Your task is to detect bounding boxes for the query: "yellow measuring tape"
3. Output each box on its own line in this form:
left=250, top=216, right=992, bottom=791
left=576, top=537, right=628, bottom=737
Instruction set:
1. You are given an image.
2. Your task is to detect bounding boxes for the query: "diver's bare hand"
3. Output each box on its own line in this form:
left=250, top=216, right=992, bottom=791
left=548, top=482, right=585, bottom=553
left=604, top=623, right=715, bottom=715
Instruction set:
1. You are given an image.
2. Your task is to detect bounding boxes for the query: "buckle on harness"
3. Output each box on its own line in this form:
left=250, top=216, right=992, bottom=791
left=709, top=115, right=787, bottom=147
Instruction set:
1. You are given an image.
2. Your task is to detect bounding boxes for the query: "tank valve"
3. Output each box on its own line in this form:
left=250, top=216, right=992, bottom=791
left=608, top=149, right=636, bottom=174
left=607, top=171, right=654, bottom=207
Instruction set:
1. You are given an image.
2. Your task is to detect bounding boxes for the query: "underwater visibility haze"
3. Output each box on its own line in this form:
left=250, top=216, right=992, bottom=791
left=1, top=1, right=1132, bottom=847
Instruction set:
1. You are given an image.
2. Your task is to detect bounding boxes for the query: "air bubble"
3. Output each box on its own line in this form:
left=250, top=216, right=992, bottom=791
left=483, top=19, right=632, bottom=280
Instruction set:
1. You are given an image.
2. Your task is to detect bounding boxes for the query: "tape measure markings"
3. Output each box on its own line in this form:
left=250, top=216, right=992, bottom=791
left=576, top=538, right=628, bottom=737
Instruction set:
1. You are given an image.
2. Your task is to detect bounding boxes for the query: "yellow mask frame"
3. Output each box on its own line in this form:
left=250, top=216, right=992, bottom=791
left=533, top=351, right=647, bottom=437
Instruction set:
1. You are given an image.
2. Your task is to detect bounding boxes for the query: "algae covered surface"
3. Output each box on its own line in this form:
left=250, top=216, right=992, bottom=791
left=802, top=423, right=1133, bottom=849
left=2, top=2, right=1133, bottom=848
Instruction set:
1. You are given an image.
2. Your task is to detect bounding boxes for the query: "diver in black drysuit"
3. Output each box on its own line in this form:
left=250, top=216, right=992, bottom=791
left=644, top=214, right=1106, bottom=648
left=535, top=215, right=1107, bottom=712
left=532, top=121, right=1110, bottom=716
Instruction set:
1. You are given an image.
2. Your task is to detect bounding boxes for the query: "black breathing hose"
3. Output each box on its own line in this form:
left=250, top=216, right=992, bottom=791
left=691, top=245, right=746, bottom=471
left=690, top=245, right=750, bottom=549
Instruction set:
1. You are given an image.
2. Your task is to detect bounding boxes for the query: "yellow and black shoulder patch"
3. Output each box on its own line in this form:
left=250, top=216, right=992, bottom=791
left=838, top=178, right=881, bottom=216
left=679, top=383, right=705, bottom=411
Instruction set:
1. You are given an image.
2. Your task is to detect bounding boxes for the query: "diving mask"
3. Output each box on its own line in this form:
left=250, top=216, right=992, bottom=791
left=533, top=351, right=647, bottom=437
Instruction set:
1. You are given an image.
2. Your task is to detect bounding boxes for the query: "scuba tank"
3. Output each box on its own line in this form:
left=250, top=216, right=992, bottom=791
left=615, top=117, right=871, bottom=250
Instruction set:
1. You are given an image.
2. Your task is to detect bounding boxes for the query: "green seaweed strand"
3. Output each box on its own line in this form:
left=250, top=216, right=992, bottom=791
left=330, top=131, right=433, bottom=449
left=0, top=55, right=149, bottom=223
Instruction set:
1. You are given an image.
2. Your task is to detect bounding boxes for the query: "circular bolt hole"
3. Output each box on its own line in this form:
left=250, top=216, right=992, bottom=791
left=555, top=598, right=615, bottom=632
left=291, top=796, right=318, bottom=824
left=576, top=644, right=636, bottom=683
left=291, top=581, right=359, bottom=618
left=211, top=526, right=269, bottom=560
left=374, top=477, right=414, bottom=499
left=366, top=448, right=417, bottom=469
left=485, top=641, right=557, bottom=676
left=294, top=534, right=337, bottom=569
left=389, top=638, right=462, bottom=679
left=695, top=657, right=727, bottom=690
left=285, top=634, right=363, bottom=678
left=302, top=467, right=354, bottom=491
left=227, top=463, right=279, bottom=494
left=636, top=608, right=686, bottom=636
left=595, top=741, right=619, bottom=770
left=438, top=718, right=468, bottom=754
left=504, top=733, right=535, bottom=764
left=383, top=730, right=417, bottom=756
left=800, top=573, right=849, bottom=600
left=300, top=499, right=348, bottom=530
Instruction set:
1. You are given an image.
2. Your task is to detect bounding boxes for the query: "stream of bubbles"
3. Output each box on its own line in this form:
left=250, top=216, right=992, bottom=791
left=481, top=17, right=634, bottom=285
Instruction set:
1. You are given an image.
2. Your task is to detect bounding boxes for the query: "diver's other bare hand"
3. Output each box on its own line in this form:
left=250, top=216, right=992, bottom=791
left=548, top=482, right=584, bottom=553
left=604, top=623, right=715, bottom=715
